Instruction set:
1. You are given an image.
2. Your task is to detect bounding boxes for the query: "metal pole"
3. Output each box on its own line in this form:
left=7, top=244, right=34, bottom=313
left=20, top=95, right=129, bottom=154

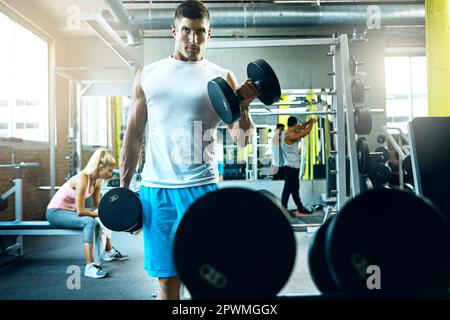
left=339, top=34, right=361, bottom=197
left=206, top=38, right=338, bottom=49
left=76, top=84, right=82, bottom=172
left=49, top=40, right=56, bottom=197
left=333, top=45, right=347, bottom=211
left=252, top=128, right=258, bottom=181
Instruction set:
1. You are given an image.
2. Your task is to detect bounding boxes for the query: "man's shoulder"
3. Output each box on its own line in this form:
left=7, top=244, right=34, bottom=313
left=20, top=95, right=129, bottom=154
left=142, top=57, right=171, bottom=73
left=202, top=58, right=229, bottom=74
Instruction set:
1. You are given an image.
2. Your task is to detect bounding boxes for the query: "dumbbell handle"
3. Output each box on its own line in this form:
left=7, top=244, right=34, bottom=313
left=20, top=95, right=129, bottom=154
left=236, top=79, right=262, bottom=103
left=253, top=80, right=262, bottom=91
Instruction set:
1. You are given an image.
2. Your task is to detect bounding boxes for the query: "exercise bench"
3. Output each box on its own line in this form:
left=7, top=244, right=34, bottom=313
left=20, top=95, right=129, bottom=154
left=0, top=159, right=101, bottom=258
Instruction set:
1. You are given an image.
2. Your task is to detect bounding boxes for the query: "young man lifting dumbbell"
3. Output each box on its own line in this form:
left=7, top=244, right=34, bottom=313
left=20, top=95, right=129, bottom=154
left=120, top=0, right=258, bottom=300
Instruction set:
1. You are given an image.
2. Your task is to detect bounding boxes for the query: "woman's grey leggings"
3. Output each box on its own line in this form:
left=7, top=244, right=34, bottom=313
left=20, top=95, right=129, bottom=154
left=46, top=209, right=98, bottom=243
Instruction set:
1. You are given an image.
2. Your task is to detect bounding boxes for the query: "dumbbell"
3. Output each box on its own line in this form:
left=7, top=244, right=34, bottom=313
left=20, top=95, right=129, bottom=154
left=309, top=188, right=450, bottom=298
left=374, top=146, right=389, bottom=163
left=98, top=187, right=142, bottom=233
left=173, top=188, right=295, bottom=299
left=357, top=138, right=390, bottom=177
left=367, top=146, right=390, bottom=184
left=368, top=160, right=392, bottom=186
left=207, top=59, right=281, bottom=125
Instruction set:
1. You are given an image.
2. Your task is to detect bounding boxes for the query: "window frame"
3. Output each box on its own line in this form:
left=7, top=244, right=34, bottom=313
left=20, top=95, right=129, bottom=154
left=0, top=6, right=52, bottom=144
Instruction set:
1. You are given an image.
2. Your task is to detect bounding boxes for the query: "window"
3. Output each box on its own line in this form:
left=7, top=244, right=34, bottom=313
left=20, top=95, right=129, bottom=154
left=0, top=10, right=49, bottom=141
left=81, top=96, right=108, bottom=146
left=385, top=56, right=428, bottom=132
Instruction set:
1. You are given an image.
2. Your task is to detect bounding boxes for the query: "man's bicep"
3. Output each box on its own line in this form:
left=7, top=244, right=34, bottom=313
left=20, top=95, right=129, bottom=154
left=132, top=96, right=148, bottom=134
left=226, top=71, right=239, bottom=91
left=127, top=71, right=147, bottom=136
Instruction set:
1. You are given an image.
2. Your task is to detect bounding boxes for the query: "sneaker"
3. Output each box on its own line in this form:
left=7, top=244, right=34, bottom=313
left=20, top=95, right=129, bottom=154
left=102, top=247, right=129, bottom=262
left=294, top=208, right=313, bottom=217
left=84, top=263, right=108, bottom=279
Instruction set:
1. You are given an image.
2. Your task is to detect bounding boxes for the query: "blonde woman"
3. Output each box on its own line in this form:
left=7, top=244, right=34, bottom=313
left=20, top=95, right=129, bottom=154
left=46, top=147, right=128, bottom=279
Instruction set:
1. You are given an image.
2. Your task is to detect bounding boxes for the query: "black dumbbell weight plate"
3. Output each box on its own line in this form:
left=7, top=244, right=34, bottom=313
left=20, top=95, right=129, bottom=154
left=174, top=188, right=296, bottom=299
left=98, top=187, right=142, bottom=232
left=207, top=77, right=241, bottom=125
left=325, top=188, right=450, bottom=298
left=247, top=59, right=281, bottom=106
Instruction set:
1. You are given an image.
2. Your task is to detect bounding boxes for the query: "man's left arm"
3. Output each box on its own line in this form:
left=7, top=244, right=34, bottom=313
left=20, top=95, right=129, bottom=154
left=225, top=71, right=257, bottom=147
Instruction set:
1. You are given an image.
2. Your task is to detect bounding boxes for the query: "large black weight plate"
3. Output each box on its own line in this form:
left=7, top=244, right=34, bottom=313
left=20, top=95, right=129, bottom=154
left=247, top=59, right=281, bottom=106
left=349, top=56, right=358, bottom=76
left=351, top=79, right=365, bottom=104
left=356, top=137, right=369, bottom=176
left=256, top=189, right=284, bottom=211
left=207, top=77, right=241, bottom=125
left=308, top=216, right=342, bottom=294
left=98, top=187, right=142, bottom=232
left=174, top=188, right=296, bottom=299
left=354, top=107, right=372, bottom=135
left=325, top=188, right=450, bottom=298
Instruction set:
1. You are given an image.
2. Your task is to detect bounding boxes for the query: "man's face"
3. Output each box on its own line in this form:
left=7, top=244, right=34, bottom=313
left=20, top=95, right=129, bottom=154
left=172, top=17, right=211, bottom=61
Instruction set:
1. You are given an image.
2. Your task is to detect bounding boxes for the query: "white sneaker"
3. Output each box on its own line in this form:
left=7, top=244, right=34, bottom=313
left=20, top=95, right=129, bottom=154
left=102, top=247, right=129, bottom=262
left=84, top=263, right=108, bottom=279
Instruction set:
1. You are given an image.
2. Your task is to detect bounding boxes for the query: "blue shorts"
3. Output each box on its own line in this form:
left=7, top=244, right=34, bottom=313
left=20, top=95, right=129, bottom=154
left=139, top=183, right=218, bottom=278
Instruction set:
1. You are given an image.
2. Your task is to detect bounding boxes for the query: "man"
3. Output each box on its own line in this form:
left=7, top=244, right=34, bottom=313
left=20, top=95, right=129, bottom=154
left=120, top=0, right=257, bottom=300
left=271, top=123, right=285, bottom=180
left=281, top=116, right=317, bottom=217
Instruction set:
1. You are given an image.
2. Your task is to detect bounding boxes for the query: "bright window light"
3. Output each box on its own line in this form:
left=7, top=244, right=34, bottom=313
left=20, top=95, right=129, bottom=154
left=0, top=10, right=48, bottom=141
left=385, top=56, right=428, bottom=133
left=81, top=96, right=108, bottom=147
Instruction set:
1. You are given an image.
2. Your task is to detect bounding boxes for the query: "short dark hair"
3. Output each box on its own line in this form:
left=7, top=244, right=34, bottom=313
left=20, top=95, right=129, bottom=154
left=174, top=0, right=210, bottom=25
left=276, top=123, right=285, bottom=130
left=287, top=116, right=298, bottom=127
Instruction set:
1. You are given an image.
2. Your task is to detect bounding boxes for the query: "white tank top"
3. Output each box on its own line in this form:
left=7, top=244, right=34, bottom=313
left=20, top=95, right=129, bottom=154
left=140, top=56, right=229, bottom=188
left=281, top=131, right=301, bottom=168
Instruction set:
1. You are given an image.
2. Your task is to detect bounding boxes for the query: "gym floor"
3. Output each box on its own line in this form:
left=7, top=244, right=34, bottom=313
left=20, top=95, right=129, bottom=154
left=0, top=180, right=323, bottom=299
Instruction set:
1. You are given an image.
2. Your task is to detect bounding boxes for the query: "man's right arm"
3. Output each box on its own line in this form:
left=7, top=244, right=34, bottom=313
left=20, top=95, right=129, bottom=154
left=285, top=119, right=317, bottom=144
left=120, top=68, right=148, bottom=189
